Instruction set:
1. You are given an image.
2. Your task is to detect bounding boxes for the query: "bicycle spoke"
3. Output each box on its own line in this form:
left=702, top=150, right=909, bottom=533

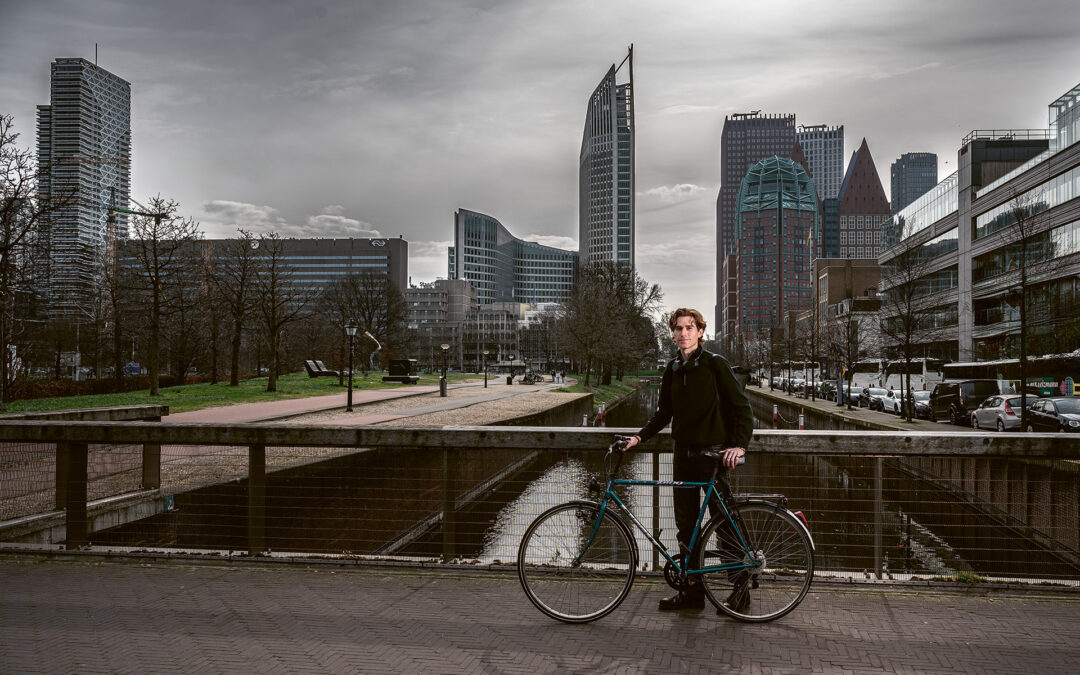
left=696, top=503, right=813, bottom=622
left=518, top=503, right=636, bottom=623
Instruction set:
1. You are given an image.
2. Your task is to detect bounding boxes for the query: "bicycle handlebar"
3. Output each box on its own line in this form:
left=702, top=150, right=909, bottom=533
left=607, top=436, right=745, bottom=475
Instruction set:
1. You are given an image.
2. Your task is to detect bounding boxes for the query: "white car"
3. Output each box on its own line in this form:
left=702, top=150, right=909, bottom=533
left=884, top=389, right=909, bottom=415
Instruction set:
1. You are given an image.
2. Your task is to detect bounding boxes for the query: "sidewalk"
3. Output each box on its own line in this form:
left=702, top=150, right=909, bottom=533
left=167, top=378, right=564, bottom=425
left=751, top=384, right=937, bottom=431
left=2, top=555, right=1077, bottom=673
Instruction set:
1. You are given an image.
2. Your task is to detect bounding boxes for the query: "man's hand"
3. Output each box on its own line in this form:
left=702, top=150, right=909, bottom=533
left=620, top=435, right=641, bottom=452
left=722, top=447, right=746, bottom=469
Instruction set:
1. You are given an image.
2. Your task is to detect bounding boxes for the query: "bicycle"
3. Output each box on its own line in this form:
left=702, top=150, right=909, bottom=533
left=517, top=436, right=815, bottom=623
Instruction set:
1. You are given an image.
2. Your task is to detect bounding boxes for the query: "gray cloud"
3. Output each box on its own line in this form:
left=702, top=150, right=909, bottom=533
left=5, top=0, right=1080, bottom=318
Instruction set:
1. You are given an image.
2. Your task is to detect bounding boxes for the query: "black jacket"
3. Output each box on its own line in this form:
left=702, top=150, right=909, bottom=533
left=636, top=347, right=754, bottom=449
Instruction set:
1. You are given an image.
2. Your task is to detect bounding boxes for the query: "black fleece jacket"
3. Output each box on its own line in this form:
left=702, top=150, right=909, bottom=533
left=636, top=347, right=754, bottom=449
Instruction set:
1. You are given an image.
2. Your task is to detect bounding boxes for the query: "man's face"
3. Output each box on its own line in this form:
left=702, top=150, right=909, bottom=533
left=672, top=315, right=703, bottom=352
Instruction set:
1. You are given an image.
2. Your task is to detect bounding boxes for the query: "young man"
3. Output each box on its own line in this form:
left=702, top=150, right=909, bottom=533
left=621, top=308, right=754, bottom=610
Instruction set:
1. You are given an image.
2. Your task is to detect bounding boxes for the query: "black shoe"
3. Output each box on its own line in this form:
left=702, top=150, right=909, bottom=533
left=721, top=585, right=751, bottom=614
left=658, top=588, right=705, bottom=611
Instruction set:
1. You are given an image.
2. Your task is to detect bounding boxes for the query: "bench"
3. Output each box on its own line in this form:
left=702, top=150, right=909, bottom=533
left=304, top=360, right=340, bottom=378
left=382, top=358, right=419, bottom=384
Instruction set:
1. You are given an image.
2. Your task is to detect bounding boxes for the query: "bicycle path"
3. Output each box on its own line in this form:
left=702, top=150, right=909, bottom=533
left=1, top=555, right=1076, bottom=674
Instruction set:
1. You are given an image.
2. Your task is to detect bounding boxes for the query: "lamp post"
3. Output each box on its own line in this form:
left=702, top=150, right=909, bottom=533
left=440, top=343, right=450, bottom=397
left=483, top=349, right=489, bottom=388
left=345, top=322, right=357, bottom=412
left=508, top=353, right=516, bottom=385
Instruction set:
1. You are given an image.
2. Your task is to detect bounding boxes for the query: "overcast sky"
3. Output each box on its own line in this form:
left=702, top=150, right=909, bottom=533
left=4, top=0, right=1080, bottom=331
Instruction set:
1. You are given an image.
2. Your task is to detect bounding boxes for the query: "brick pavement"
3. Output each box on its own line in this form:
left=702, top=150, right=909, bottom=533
left=1, top=555, right=1077, bottom=674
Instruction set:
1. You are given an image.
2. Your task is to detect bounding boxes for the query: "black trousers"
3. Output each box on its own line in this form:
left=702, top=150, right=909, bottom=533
left=672, top=444, right=739, bottom=573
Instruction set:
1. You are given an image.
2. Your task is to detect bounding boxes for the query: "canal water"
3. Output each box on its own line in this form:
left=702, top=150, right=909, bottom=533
left=90, top=385, right=1078, bottom=581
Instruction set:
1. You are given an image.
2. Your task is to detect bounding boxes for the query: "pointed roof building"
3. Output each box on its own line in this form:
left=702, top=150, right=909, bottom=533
left=835, top=138, right=891, bottom=259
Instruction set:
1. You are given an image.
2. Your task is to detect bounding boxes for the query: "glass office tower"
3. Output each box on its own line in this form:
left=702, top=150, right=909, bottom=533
left=579, top=47, right=634, bottom=267
left=37, top=57, right=131, bottom=317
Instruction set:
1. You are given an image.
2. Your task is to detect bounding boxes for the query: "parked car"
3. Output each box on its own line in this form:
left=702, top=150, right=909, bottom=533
left=910, top=390, right=934, bottom=420
left=1026, top=397, right=1080, bottom=433
left=883, top=389, right=908, bottom=415
left=971, top=395, right=1038, bottom=432
left=843, top=385, right=865, bottom=406
left=929, top=380, right=1010, bottom=426
left=860, top=387, right=889, bottom=411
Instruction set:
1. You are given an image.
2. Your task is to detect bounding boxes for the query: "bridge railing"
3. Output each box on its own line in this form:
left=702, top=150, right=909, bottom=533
left=1, top=422, right=1078, bottom=584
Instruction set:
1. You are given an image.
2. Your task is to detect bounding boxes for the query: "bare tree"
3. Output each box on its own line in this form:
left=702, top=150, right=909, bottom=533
left=825, top=304, right=872, bottom=411
left=123, top=197, right=200, bottom=396
left=0, top=115, right=79, bottom=406
left=206, top=230, right=259, bottom=386
left=878, top=235, right=953, bottom=420
left=557, top=261, right=663, bottom=386
left=252, top=233, right=312, bottom=392
left=1001, top=191, right=1050, bottom=428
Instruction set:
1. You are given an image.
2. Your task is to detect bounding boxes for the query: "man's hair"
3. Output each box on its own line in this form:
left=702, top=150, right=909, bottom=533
left=668, top=308, right=706, bottom=346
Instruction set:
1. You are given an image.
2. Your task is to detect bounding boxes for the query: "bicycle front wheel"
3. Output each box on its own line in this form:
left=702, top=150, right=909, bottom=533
left=696, top=503, right=813, bottom=622
left=517, top=502, right=637, bottom=623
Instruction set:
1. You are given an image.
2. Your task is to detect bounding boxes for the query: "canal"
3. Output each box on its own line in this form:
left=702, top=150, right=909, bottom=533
left=89, top=384, right=1079, bottom=581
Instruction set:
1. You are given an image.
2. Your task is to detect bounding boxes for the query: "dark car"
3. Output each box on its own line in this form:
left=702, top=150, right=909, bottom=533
left=910, top=390, right=934, bottom=420
left=860, top=387, right=889, bottom=410
left=929, top=380, right=1009, bottom=426
left=1026, top=397, right=1080, bottom=433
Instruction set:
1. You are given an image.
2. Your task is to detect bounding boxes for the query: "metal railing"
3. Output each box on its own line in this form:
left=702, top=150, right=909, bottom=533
left=1, top=422, right=1078, bottom=584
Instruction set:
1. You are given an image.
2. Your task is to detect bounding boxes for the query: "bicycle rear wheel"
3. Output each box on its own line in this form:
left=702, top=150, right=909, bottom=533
left=695, top=503, right=813, bottom=622
left=517, top=502, right=636, bottom=623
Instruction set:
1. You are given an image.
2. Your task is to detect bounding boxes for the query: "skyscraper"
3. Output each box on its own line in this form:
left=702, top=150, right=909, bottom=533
left=716, top=112, right=797, bottom=330
left=890, top=152, right=938, bottom=214
left=796, top=124, right=845, bottom=200
left=732, top=157, right=819, bottom=339
left=37, top=57, right=131, bottom=317
left=579, top=47, right=634, bottom=267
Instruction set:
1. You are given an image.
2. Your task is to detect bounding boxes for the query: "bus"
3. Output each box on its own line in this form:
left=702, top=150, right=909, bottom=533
left=941, top=355, right=1080, bottom=396
left=884, top=357, right=945, bottom=392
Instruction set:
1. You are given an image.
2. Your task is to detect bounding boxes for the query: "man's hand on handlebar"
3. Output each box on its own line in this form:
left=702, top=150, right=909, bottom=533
left=723, top=447, right=746, bottom=469
left=614, top=435, right=640, bottom=452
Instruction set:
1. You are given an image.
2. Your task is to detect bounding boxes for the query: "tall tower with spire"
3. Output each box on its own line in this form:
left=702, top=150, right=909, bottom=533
left=579, top=46, right=635, bottom=267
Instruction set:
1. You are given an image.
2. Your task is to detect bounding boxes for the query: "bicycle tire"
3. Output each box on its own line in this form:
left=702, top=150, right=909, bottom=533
left=518, top=501, right=637, bottom=623
left=695, top=503, right=813, bottom=623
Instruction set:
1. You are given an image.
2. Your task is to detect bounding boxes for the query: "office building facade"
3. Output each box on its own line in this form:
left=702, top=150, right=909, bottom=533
left=450, top=208, right=578, bottom=306
left=797, top=124, right=845, bottom=200
left=890, top=152, right=938, bottom=214
left=880, top=80, right=1080, bottom=362
left=836, top=139, right=892, bottom=260
left=716, top=112, right=797, bottom=331
left=732, top=156, right=819, bottom=340
left=36, top=57, right=131, bottom=317
left=579, top=47, right=635, bottom=267
left=200, top=236, right=408, bottom=295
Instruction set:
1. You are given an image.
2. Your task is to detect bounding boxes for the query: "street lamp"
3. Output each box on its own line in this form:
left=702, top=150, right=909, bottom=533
left=483, top=349, right=489, bottom=388
left=440, top=343, right=450, bottom=397
left=345, top=321, right=358, bottom=412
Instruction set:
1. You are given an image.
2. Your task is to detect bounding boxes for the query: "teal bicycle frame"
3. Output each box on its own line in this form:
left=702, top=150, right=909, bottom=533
left=583, top=472, right=757, bottom=578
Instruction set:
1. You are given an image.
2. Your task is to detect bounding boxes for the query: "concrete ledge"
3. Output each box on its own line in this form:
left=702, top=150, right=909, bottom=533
left=0, top=404, right=169, bottom=422
left=0, top=419, right=1077, bottom=458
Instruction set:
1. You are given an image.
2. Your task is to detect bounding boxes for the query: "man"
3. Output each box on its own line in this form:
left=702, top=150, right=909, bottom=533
left=621, top=308, right=754, bottom=610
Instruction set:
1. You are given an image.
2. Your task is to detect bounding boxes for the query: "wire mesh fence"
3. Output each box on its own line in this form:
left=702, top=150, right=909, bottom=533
left=1, top=427, right=1077, bottom=585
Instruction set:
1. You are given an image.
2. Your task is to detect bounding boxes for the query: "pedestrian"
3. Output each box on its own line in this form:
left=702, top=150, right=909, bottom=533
left=620, top=307, right=754, bottom=612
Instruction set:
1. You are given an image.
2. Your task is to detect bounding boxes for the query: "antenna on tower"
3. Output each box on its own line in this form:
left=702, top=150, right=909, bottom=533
left=95, top=43, right=99, bottom=65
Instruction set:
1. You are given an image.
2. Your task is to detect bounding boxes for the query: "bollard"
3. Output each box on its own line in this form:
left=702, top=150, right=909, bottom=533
left=773, top=404, right=778, bottom=429
left=583, top=414, right=589, bottom=427
left=798, top=411, right=805, bottom=430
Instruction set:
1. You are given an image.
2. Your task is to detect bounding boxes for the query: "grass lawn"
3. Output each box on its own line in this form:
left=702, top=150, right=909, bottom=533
left=554, top=375, right=645, bottom=412
left=2, top=371, right=483, bottom=415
